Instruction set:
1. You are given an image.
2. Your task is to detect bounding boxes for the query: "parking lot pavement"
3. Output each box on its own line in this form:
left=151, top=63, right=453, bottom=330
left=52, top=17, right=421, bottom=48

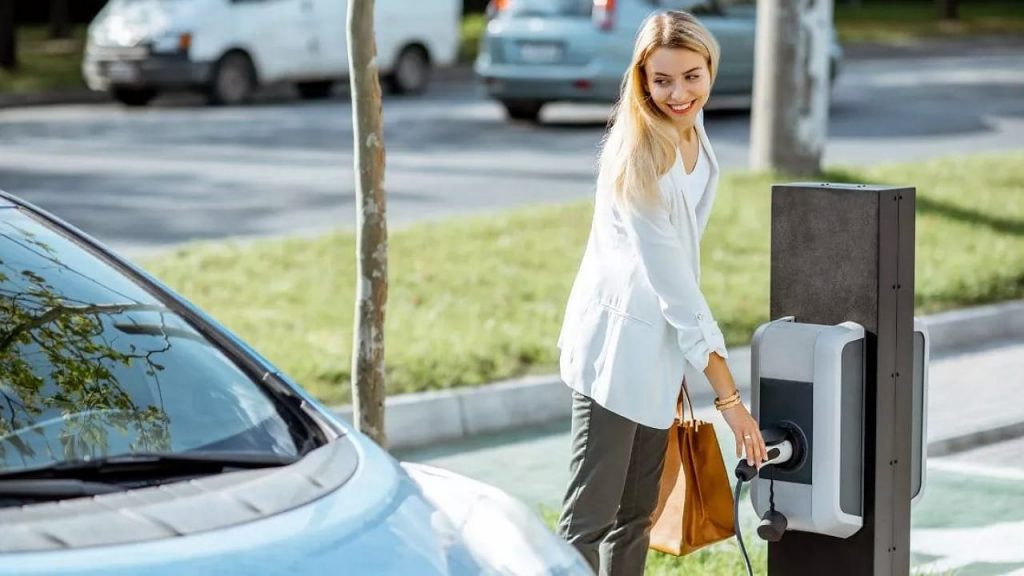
left=401, top=429, right=1024, bottom=575
left=1, top=49, right=1021, bottom=255
left=913, top=442, right=1024, bottom=575
left=397, top=337, right=1024, bottom=573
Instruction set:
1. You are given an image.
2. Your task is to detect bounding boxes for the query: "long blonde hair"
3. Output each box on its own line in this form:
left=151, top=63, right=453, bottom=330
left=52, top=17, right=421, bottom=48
left=598, top=11, right=720, bottom=207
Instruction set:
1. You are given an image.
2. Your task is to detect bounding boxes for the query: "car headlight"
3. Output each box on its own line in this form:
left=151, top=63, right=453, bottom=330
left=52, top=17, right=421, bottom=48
left=152, top=32, right=192, bottom=54
left=402, top=463, right=592, bottom=576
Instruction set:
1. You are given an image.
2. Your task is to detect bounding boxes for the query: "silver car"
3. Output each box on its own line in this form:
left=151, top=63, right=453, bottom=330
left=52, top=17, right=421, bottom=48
left=475, top=0, right=841, bottom=121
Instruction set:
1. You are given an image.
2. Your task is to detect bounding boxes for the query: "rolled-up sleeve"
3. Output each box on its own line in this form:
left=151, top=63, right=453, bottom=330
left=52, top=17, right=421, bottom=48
left=618, top=193, right=728, bottom=372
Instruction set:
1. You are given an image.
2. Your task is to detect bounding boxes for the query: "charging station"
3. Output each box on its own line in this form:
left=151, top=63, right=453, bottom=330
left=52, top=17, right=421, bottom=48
left=751, top=182, right=918, bottom=575
left=742, top=316, right=930, bottom=545
left=749, top=318, right=867, bottom=539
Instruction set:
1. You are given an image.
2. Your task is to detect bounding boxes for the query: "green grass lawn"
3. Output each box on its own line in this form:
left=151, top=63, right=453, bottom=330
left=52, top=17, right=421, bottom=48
left=537, top=502, right=769, bottom=575
left=835, top=1, right=1024, bottom=44
left=0, top=26, right=87, bottom=94
left=460, top=14, right=487, bottom=64
left=538, top=501, right=952, bottom=574
left=139, top=152, right=1024, bottom=407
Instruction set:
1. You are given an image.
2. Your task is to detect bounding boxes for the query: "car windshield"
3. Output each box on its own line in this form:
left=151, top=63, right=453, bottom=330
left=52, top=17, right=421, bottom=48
left=507, top=0, right=592, bottom=17
left=0, top=207, right=310, bottom=474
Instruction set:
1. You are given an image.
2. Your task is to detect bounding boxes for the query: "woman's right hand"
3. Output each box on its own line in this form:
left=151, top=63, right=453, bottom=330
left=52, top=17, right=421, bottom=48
left=720, top=403, right=768, bottom=468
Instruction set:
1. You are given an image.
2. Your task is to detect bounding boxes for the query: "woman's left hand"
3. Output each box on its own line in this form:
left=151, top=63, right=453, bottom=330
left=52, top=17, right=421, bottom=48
left=720, top=403, right=768, bottom=468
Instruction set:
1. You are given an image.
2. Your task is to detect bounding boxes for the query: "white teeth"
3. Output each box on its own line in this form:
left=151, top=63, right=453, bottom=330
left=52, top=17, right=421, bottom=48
left=668, top=101, right=694, bottom=112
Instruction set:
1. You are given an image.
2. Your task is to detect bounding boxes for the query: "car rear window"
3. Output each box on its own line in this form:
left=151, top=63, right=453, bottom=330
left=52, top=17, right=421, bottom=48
left=0, top=208, right=313, bottom=474
left=507, top=0, right=593, bottom=17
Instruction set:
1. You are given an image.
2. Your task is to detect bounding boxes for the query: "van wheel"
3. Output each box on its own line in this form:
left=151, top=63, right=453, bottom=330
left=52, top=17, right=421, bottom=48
left=207, top=52, right=256, bottom=106
left=296, top=80, right=335, bottom=100
left=502, top=99, right=544, bottom=123
left=111, top=88, right=156, bottom=107
left=387, top=46, right=430, bottom=95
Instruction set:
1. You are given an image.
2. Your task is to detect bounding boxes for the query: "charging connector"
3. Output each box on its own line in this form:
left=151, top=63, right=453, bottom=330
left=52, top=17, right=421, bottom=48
left=732, top=426, right=806, bottom=575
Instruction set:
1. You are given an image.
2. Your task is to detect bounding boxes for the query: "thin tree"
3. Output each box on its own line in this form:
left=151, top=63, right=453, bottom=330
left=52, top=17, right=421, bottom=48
left=50, top=0, right=71, bottom=40
left=937, top=0, right=959, bottom=21
left=347, top=0, right=388, bottom=448
left=749, top=0, right=833, bottom=175
left=0, top=0, right=16, bottom=71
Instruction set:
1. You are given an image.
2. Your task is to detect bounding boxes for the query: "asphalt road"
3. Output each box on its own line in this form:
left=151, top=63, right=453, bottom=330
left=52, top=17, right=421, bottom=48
left=0, top=49, right=1021, bottom=255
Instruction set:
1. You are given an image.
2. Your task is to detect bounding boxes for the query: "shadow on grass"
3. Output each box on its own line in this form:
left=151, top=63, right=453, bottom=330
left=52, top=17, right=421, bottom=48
left=916, top=196, right=1024, bottom=237
left=821, top=168, right=1024, bottom=237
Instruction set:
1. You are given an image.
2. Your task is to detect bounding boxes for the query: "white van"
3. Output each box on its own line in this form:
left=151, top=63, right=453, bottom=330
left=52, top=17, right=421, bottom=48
left=83, top=0, right=462, bottom=106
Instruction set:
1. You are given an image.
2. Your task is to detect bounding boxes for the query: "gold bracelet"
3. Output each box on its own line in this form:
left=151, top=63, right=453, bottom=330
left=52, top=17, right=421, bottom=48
left=712, top=389, right=737, bottom=403
left=716, top=397, right=743, bottom=411
left=714, top=390, right=740, bottom=408
left=715, top=400, right=741, bottom=411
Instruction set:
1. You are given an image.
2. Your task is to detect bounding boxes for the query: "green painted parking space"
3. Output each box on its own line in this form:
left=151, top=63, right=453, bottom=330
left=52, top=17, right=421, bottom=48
left=400, top=422, right=1024, bottom=575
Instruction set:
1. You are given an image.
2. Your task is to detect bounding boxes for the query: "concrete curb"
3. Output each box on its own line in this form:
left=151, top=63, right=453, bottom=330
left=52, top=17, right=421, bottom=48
left=0, top=89, right=108, bottom=110
left=928, top=419, right=1024, bottom=459
left=918, top=300, right=1024, bottom=352
left=333, top=299, right=1024, bottom=451
left=0, top=66, right=476, bottom=110
left=841, top=35, right=1024, bottom=60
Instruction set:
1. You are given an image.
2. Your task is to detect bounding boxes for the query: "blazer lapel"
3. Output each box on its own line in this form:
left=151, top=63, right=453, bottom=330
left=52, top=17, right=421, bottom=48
left=694, top=111, right=720, bottom=236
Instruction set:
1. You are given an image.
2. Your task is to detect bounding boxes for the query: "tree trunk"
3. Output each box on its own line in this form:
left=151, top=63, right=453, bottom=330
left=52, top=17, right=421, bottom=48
left=50, top=0, right=71, bottom=40
left=0, top=0, right=16, bottom=71
left=347, top=0, right=388, bottom=448
left=749, top=0, right=833, bottom=175
left=936, top=0, right=959, bottom=21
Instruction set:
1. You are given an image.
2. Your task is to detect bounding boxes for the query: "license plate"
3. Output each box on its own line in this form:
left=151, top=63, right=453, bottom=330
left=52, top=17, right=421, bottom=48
left=519, top=42, right=563, bottom=64
left=106, top=61, right=139, bottom=82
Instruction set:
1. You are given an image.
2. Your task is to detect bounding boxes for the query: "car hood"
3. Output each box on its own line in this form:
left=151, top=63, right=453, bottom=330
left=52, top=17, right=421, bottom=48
left=89, top=0, right=203, bottom=47
left=0, top=434, right=486, bottom=575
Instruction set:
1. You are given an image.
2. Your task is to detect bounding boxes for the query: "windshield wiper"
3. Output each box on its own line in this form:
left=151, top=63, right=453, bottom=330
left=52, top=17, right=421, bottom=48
left=0, top=478, right=125, bottom=499
left=0, top=451, right=298, bottom=482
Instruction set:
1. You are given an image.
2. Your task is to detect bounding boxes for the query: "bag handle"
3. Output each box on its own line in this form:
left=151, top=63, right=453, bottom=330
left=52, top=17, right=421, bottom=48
left=678, top=378, right=709, bottom=519
left=676, top=378, right=696, bottom=423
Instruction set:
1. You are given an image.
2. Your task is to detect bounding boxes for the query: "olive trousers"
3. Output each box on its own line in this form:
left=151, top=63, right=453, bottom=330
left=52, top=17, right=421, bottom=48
left=556, top=391, right=670, bottom=576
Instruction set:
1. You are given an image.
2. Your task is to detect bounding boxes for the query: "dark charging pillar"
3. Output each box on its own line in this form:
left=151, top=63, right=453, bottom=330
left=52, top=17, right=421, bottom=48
left=769, top=183, right=916, bottom=575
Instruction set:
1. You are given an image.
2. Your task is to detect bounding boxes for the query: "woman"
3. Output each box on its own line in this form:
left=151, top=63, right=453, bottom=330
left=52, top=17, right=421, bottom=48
left=555, top=11, right=768, bottom=575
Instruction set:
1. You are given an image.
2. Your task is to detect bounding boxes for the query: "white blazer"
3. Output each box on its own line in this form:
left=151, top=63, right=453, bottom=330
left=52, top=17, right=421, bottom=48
left=557, top=112, right=728, bottom=429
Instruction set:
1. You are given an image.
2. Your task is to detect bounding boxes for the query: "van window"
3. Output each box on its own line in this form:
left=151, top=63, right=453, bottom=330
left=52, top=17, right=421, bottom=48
left=507, top=0, right=593, bottom=17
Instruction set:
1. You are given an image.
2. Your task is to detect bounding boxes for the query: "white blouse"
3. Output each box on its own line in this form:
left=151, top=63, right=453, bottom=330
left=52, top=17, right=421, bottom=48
left=681, top=140, right=710, bottom=211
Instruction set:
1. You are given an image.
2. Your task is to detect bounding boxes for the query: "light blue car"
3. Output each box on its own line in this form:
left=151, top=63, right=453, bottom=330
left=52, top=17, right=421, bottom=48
left=0, top=191, right=591, bottom=576
left=475, top=0, right=841, bottom=121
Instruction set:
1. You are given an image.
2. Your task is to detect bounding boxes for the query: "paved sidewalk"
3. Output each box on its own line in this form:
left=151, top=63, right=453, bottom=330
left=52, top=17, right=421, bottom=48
left=927, top=339, right=1024, bottom=454
left=397, top=337, right=1024, bottom=574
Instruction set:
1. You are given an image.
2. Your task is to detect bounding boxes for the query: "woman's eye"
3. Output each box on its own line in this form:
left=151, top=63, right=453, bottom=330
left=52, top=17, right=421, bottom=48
left=686, top=75, right=699, bottom=81
left=655, top=79, right=669, bottom=86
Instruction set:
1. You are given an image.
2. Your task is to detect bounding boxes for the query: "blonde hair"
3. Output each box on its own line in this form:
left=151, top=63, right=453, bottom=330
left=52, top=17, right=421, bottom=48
left=597, top=11, right=720, bottom=207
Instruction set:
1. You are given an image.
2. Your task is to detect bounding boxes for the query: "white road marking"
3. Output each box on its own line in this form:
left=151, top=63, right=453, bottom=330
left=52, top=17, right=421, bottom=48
left=913, top=520, right=1024, bottom=565
left=928, top=458, right=1024, bottom=481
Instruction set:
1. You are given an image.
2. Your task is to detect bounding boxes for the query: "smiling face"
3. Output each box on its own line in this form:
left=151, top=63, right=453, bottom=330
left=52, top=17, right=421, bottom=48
left=643, top=47, right=711, bottom=129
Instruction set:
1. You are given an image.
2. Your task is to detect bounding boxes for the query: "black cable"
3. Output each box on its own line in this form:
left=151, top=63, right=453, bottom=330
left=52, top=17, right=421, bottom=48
left=733, top=479, right=754, bottom=576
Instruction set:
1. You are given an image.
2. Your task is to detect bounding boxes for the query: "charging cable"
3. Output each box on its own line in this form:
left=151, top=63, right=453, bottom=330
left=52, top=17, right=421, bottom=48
left=733, top=478, right=755, bottom=576
left=733, top=439, right=795, bottom=576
